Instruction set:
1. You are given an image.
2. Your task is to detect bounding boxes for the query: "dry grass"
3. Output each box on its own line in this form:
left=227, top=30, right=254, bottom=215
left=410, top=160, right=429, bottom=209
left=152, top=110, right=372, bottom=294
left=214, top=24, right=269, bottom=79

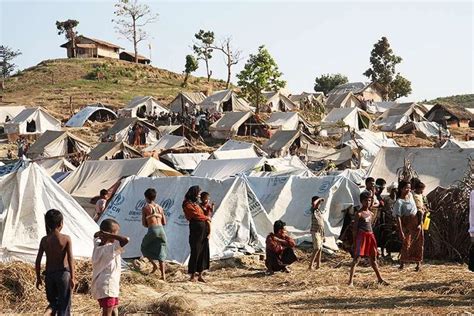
left=1, top=250, right=472, bottom=314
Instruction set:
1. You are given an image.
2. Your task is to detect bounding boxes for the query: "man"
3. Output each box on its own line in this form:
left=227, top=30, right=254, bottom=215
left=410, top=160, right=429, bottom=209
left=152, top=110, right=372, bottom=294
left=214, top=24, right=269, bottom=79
left=363, top=177, right=379, bottom=208
left=469, top=190, right=474, bottom=272
left=375, top=178, right=387, bottom=207
left=265, top=220, right=297, bottom=274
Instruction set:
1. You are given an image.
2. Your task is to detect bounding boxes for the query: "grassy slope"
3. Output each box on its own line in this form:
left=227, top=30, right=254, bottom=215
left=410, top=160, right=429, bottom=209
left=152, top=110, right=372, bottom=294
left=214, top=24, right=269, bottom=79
left=427, top=94, right=474, bottom=108
left=1, top=58, right=227, bottom=120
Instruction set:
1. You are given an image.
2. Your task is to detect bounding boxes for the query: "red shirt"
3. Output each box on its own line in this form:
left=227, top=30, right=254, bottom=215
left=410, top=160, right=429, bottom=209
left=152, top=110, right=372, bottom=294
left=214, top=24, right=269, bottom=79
left=265, top=233, right=296, bottom=255
left=183, top=201, right=208, bottom=222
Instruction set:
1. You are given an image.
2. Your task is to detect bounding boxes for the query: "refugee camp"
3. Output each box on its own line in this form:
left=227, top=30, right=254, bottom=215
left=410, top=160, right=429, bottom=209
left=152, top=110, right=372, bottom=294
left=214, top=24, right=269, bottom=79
left=0, top=0, right=473, bottom=314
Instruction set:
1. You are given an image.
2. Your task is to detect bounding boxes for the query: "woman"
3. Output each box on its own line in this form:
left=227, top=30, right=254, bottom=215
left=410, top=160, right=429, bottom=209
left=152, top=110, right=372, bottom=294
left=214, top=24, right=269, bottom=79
left=379, top=182, right=398, bottom=257
left=183, top=185, right=210, bottom=282
left=393, top=180, right=423, bottom=271
left=140, top=188, right=167, bottom=280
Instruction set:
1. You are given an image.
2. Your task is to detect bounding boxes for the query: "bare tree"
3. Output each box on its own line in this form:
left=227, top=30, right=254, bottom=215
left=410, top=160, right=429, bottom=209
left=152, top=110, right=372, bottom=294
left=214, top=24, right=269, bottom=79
left=212, top=37, right=242, bottom=88
left=113, top=0, right=158, bottom=63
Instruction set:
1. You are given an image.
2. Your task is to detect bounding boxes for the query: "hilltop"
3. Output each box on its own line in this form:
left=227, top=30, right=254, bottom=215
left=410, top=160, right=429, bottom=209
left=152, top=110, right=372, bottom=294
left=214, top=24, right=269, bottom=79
left=427, top=94, right=474, bottom=108
left=1, top=58, right=228, bottom=120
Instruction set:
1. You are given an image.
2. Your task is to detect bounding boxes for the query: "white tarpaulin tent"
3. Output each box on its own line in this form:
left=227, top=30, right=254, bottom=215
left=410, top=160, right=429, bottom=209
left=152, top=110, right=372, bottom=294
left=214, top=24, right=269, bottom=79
left=0, top=105, right=25, bottom=126
left=265, top=112, right=300, bottom=130
left=441, top=139, right=474, bottom=149
left=212, top=139, right=264, bottom=159
left=209, top=112, right=254, bottom=139
left=374, top=102, right=427, bottom=131
left=27, top=130, right=91, bottom=159
left=395, top=121, right=447, bottom=138
left=144, top=135, right=189, bottom=153
left=88, top=141, right=142, bottom=160
left=321, top=107, right=371, bottom=135
left=100, top=176, right=272, bottom=263
left=367, top=147, right=474, bottom=193
left=61, top=157, right=181, bottom=214
left=248, top=156, right=314, bottom=177
left=36, top=158, right=76, bottom=175
left=245, top=175, right=361, bottom=239
left=119, top=96, right=168, bottom=118
left=161, top=153, right=210, bottom=172
left=261, top=91, right=299, bottom=112
left=168, top=92, right=206, bottom=113
left=0, top=163, right=98, bottom=262
left=65, top=105, right=117, bottom=127
left=4, top=107, right=61, bottom=135
left=199, top=89, right=253, bottom=113
left=192, top=157, right=266, bottom=180
left=102, top=118, right=158, bottom=145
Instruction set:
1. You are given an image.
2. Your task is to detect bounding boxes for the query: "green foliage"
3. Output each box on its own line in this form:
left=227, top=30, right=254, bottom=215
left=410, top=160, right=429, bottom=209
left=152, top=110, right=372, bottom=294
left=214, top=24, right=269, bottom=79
left=314, top=73, right=348, bottom=95
left=0, top=45, right=22, bottom=78
left=56, top=19, right=79, bottom=40
left=428, top=94, right=474, bottom=108
left=363, top=36, right=412, bottom=100
left=193, top=30, right=215, bottom=81
left=236, top=45, right=286, bottom=112
left=183, top=54, right=199, bottom=86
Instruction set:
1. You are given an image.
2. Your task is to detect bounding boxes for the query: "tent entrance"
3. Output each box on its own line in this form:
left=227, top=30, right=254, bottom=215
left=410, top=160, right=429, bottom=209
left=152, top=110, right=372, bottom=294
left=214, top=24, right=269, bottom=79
left=223, top=99, right=233, bottom=112
left=137, top=105, right=147, bottom=118
left=26, top=120, right=36, bottom=133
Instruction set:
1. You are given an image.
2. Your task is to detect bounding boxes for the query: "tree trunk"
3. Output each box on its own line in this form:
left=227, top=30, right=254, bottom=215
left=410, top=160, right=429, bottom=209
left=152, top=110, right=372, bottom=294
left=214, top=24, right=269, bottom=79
left=183, top=73, right=189, bottom=87
left=72, top=35, right=76, bottom=58
left=205, top=58, right=211, bottom=82
left=255, top=92, right=260, bottom=114
left=226, top=64, right=231, bottom=89
left=133, top=18, right=138, bottom=63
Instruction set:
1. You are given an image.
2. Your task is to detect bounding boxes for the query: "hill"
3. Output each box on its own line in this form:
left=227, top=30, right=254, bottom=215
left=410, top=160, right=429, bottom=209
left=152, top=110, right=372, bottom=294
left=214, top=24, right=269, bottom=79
left=427, top=94, right=474, bottom=108
left=1, top=58, right=228, bottom=120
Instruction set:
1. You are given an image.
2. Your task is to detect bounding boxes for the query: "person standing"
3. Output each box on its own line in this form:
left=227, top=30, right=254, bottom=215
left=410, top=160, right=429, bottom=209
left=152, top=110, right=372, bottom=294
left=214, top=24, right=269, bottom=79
left=93, top=189, right=109, bottom=222
left=469, top=189, right=474, bottom=272
left=380, top=182, right=398, bottom=257
left=140, top=188, right=167, bottom=280
left=308, top=196, right=325, bottom=270
left=392, top=180, right=422, bottom=271
left=183, top=186, right=210, bottom=282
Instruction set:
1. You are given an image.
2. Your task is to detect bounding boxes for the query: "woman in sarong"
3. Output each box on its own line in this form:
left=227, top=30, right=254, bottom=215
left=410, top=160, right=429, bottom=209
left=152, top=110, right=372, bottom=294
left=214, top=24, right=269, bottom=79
left=393, top=180, right=423, bottom=271
left=140, top=188, right=167, bottom=280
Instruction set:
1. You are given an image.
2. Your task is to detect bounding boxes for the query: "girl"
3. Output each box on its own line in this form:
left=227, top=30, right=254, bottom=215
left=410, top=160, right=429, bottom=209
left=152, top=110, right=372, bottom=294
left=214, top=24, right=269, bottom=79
left=348, top=191, right=388, bottom=287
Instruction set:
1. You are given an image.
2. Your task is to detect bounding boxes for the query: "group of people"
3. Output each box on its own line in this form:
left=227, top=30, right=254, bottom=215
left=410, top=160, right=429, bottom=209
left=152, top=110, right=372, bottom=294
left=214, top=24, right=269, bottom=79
left=151, top=110, right=221, bottom=137
left=126, top=123, right=150, bottom=146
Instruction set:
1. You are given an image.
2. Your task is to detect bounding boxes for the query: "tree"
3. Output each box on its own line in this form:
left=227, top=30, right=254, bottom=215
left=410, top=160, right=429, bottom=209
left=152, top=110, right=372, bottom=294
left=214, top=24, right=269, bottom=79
left=237, top=45, right=286, bottom=112
left=0, top=46, right=22, bottom=79
left=211, top=37, right=242, bottom=88
left=182, top=54, right=198, bottom=87
left=113, top=0, right=158, bottom=63
left=314, top=73, right=349, bottom=95
left=193, top=30, right=214, bottom=82
left=363, top=36, right=412, bottom=100
left=56, top=19, right=79, bottom=58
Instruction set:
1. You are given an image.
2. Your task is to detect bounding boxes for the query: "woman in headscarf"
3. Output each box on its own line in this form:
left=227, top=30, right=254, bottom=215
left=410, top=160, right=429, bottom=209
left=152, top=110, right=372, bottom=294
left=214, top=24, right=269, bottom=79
left=393, top=180, right=423, bottom=271
left=182, top=185, right=211, bottom=282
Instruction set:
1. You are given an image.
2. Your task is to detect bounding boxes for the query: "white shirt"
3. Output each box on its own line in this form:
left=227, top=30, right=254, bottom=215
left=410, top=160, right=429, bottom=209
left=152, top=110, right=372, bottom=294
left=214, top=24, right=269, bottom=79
left=95, top=198, right=107, bottom=215
left=91, top=239, right=123, bottom=299
left=469, top=190, right=474, bottom=237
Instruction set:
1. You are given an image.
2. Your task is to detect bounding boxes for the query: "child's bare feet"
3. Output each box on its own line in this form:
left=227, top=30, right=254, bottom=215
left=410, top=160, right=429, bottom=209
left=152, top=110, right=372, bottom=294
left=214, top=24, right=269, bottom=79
left=197, top=276, right=207, bottom=283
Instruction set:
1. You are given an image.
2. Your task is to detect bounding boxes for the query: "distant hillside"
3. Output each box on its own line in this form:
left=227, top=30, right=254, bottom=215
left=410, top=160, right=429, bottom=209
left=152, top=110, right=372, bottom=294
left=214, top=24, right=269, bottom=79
left=1, top=58, right=227, bottom=120
left=427, top=94, right=474, bottom=108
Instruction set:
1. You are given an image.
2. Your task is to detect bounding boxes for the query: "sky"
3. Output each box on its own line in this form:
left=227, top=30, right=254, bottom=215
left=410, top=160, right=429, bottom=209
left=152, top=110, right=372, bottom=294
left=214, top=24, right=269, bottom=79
left=1, top=0, right=473, bottom=101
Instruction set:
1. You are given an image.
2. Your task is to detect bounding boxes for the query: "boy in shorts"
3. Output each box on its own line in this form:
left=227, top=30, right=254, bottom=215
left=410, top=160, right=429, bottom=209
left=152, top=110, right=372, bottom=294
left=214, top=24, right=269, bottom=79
left=309, top=196, right=325, bottom=270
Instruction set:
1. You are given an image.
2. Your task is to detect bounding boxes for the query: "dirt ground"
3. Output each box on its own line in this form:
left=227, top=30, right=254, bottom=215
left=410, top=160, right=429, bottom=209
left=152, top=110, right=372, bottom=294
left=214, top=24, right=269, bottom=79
left=1, top=250, right=472, bottom=314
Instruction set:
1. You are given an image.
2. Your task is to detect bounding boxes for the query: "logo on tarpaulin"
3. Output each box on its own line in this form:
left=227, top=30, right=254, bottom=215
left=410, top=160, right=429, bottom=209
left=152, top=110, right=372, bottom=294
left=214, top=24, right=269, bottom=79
left=159, top=198, right=175, bottom=218
left=108, top=193, right=125, bottom=214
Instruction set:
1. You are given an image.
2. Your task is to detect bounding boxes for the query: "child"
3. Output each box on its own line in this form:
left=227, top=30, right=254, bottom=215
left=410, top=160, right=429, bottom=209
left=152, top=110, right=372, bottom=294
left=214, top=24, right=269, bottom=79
left=200, top=191, right=214, bottom=239
left=348, top=192, right=388, bottom=287
left=35, top=209, right=75, bottom=316
left=93, top=189, right=109, bottom=222
left=308, top=196, right=325, bottom=270
left=91, top=219, right=129, bottom=316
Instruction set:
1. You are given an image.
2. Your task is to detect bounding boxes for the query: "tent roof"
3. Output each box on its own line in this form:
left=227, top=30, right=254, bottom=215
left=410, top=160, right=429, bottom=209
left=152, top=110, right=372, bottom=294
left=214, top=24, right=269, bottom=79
left=103, top=117, right=157, bottom=138
left=199, top=89, right=252, bottom=112
left=425, top=102, right=473, bottom=121
left=210, top=111, right=253, bottom=131
left=180, top=92, right=207, bottom=105
left=7, top=107, right=58, bottom=124
left=88, top=141, right=142, bottom=160
left=28, top=130, right=91, bottom=155
left=192, top=157, right=265, bottom=179
left=263, top=130, right=301, bottom=152
left=161, top=153, right=210, bottom=171
left=328, top=82, right=372, bottom=95
left=440, top=139, right=474, bottom=149
left=366, top=147, right=474, bottom=193
left=213, top=139, right=265, bottom=159
left=144, top=135, right=189, bottom=152
left=61, top=157, right=181, bottom=199
left=65, top=105, right=117, bottom=127
left=60, top=35, right=122, bottom=49
left=323, top=107, right=365, bottom=125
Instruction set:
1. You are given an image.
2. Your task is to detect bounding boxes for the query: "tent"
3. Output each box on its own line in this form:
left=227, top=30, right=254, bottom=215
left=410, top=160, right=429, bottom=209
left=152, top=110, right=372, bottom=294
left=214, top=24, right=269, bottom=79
left=212, top=139, right=265, bottom=159
left=341, top=129, right=398, bottom=168
left=199, top=89, right=253, bottom=113
left=366, top=147, right=474, bottom=193
left=289, top=92, right=325, bottom=111
left=161, top=153, right=210, bottom=172
left=263, top=130, right=317, bottom=157
left=157, top=124, right=202, bottom=143
left=395, top=121, right=447, bottom=138
left=119, top=96, right=168, bottom=118
left=192, top=157, right=266, bottom=180
left=0, top=105, right=25, bottom=126
left=102, top=117, right=158, bottom=145
left=100, top=176, right=272, bottom=263
left=168, top=91, right=207, bottom=113
left=4, top=107, right=61, bottom=135
left=261, top=91, right=299, bottom=112
left=441, top=139, right=474, bottom=149
left=329, top=169, right=366, bottom=186
left=374, top=102, right=427, bottom=131
left=0, top=163, right=98, bottom=262
left=65, top=104, right=117, bottom=127
left=367, top=101, right=397, bottom=114
left=27, top=130, right=91, bottom=159
left=60, top=157, right=181, bottom=215
left=265, top=112, right=312, bottom=131
left=304, top=145, right=353, bottom=166
left=88, top=141, right=142, bottom=160
left=252, top=156, right=313, bottom=177
left=326, top=91, right=362, bottom=110
left=209, top=111, right=256, bottom=139
left=321, top=107, right=372, bottom=135
left=36, top=158, right=76, bottom=175
left=245, top=175, right=361, bottom=239
left=144, top=135, right=190, bottom=153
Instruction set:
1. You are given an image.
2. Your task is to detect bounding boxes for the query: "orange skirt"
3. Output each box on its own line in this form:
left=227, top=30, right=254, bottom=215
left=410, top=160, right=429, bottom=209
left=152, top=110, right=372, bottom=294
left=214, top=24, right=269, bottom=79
left=400, top=215, right=424, bottom=263
left=355, top=230, right=378, bottom=257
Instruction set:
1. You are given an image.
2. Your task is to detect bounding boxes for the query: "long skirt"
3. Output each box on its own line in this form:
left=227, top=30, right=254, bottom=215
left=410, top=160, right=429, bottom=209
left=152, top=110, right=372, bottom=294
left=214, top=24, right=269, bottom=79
left=265, top=247, right=297, bottom=272
left=400, top=215, right=424, bottom=263
left=354, top=230, right=378, bottom=258
left=141, top=225, right=167, bottom=261
left=188, top=220, right=210, bottom=274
